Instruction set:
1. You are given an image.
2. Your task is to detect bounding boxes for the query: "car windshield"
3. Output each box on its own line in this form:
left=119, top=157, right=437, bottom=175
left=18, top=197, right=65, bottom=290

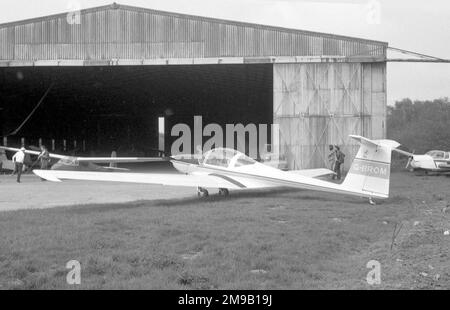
left=426, top=150, right=445, bottom=159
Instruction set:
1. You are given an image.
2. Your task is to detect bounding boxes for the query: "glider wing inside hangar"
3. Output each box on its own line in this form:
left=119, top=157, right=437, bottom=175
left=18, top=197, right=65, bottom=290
left=0, top=146, right=163, bottom=163
left=0, top=146, right=164, bottom=172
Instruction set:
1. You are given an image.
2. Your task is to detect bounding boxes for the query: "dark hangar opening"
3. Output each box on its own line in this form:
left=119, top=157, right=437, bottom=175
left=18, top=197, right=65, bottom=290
left=0, top=64, right=273, bottom=156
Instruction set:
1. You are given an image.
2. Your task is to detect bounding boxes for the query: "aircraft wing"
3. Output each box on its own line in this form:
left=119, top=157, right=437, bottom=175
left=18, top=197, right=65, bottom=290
left=0, top=146, right=65, bottom=159
left=1, top=146, right=41, bottom=156
left=287, top=168, right=335, bottom=178
left=33, top=170, right=245, bottom=189
left=0, top=147, right=164, bottom=163
left=76, top=157, right=166, bottom=163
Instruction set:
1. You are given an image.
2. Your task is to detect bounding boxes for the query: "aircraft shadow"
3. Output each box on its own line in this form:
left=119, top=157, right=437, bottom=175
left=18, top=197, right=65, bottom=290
left=65, top=187, right=371, bottom=214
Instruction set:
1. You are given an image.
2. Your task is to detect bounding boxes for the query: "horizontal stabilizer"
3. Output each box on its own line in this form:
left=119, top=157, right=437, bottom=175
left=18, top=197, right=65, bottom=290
left=349, top=135, right=401, bottom=149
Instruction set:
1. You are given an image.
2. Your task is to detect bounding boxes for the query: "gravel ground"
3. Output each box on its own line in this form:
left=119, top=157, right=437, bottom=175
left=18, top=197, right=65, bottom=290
left=0, top=174, right=195, bottom=212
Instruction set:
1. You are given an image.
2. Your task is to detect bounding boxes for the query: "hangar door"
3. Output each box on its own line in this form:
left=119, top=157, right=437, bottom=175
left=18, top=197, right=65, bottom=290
left=273, top=62, right=386, bottom=170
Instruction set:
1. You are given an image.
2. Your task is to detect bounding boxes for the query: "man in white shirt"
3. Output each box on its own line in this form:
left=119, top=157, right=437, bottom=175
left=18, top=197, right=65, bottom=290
left=12, top=147, right=26, bottom=183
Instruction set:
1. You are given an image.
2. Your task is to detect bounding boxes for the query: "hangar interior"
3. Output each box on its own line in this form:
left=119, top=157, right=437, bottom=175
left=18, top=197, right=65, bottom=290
left=0, top=64, right=273, bottom=156
left=0, top=3, right=388, bottom=170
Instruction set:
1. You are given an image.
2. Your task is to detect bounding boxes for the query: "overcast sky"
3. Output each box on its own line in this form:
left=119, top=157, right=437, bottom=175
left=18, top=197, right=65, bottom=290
left=1, top=0, right=449, bottom=105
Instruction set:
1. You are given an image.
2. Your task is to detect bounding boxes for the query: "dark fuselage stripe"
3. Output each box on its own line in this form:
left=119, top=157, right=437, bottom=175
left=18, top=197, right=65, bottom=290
left=209, top=173, right=247, bottom=189
left=354, top=157, right=390, bottom=165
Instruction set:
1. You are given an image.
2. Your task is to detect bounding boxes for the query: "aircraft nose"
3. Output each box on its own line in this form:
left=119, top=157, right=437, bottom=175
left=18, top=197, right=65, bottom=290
left=171, top=161, right=189, bottom=174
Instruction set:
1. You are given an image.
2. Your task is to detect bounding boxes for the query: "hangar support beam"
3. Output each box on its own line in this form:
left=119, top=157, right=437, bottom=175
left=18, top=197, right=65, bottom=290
left=0, top=56, right=386, bottom=67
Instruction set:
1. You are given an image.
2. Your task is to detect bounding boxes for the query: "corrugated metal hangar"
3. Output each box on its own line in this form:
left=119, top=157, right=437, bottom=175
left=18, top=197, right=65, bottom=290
left=0, top=3, right=388, bottom=170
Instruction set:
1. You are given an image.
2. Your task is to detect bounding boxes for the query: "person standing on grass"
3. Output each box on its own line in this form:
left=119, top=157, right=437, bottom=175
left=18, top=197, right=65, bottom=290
left=38, top=145, right=50, bottom=170
left=328, top=145, right=336, bottom=179
left=334, top=146, right=345, bottom=181
left=37, top=145, right=51, bottom=181
left=12, top=147, right=25, bottom=183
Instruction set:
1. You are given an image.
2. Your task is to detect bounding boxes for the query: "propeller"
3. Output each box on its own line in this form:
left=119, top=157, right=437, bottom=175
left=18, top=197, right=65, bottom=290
left=405, top=150, right=416, bottom=169
left=405, top=156, right=413, bottom=169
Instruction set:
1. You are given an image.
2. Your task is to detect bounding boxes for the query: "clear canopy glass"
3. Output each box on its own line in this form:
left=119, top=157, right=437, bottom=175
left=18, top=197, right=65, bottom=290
left=202, top=148, right=256, bottom=168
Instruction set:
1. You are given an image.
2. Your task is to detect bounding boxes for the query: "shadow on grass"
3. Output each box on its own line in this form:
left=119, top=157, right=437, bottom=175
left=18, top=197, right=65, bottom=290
left=63, top=188, right=300, bottom=214
left=59, top=186, right=387, bottom=215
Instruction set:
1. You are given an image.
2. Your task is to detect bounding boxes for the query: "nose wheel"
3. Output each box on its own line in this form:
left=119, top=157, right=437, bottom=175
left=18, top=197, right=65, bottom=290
left=218, top=188, right=230, bottom=196
left=197, top=187, right=209, bottom=198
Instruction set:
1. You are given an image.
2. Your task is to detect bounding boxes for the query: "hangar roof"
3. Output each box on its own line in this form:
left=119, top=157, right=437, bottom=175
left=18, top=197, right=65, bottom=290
left=0, top=3, right=387, bottom=66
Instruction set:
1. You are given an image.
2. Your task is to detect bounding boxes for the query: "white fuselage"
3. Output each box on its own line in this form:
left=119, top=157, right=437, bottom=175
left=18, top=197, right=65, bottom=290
left=170, top=157, right=372, bottom=198
left=409, top=153, right=450, bottom=172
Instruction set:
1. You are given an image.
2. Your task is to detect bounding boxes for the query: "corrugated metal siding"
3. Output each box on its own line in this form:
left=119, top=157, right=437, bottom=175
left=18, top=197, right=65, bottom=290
left=0, top=4, right=387, bottom=61
left=273, top=62, right=386, bottom=170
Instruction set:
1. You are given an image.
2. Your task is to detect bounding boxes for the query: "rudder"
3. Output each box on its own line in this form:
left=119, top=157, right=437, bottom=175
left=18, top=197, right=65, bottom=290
left=342, top=136, right=400, bottom=198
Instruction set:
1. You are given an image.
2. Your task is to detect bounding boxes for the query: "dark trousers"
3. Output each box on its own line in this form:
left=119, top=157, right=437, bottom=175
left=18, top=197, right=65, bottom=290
left=40, top=160, right=50, bottom=169
left=333, top=162, right=342, bottom=180
left=15, top=163, right=23, bottom=182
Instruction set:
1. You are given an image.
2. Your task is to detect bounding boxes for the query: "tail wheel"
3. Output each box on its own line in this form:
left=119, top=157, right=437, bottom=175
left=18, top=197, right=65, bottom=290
left=218, top=188, right=229, bottom=196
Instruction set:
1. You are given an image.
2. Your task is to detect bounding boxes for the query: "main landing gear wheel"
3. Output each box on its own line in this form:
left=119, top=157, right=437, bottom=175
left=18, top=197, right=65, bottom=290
left=369, top=197, right=376, bottom=205
left=197, top=187, right=209, bottom=198
left=218, top=188, right=230, bottom=196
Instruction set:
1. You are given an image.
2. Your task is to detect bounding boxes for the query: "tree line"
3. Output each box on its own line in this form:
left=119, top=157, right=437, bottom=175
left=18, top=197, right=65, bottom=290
left=387, top=97, right=450, bottom=153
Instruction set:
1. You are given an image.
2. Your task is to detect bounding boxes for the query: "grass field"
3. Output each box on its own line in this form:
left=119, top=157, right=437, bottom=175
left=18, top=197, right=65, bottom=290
left=0, top=171, right=449, bottom=289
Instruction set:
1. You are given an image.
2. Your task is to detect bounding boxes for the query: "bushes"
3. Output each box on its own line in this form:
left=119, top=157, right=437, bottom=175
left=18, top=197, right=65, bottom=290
left=387, top=98, right=450, bottom=152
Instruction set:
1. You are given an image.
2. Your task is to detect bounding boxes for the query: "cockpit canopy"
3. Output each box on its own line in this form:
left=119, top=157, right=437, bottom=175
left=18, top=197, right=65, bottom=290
left=426, top=150, right=449, bottom=159
left=202, top=148, right=256, bottom=168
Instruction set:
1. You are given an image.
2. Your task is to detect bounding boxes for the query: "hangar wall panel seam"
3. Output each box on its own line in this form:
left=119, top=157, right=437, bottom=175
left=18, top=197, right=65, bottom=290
left=273, top=62, right=386, bottom=170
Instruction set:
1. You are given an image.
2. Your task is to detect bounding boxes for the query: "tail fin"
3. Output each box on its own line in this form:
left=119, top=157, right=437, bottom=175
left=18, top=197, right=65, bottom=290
left=341, top=135, right=400, bottom=198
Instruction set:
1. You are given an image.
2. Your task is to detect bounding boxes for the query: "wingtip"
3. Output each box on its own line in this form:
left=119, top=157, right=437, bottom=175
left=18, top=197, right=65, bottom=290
left=33, top=170, right=62, bottom=182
